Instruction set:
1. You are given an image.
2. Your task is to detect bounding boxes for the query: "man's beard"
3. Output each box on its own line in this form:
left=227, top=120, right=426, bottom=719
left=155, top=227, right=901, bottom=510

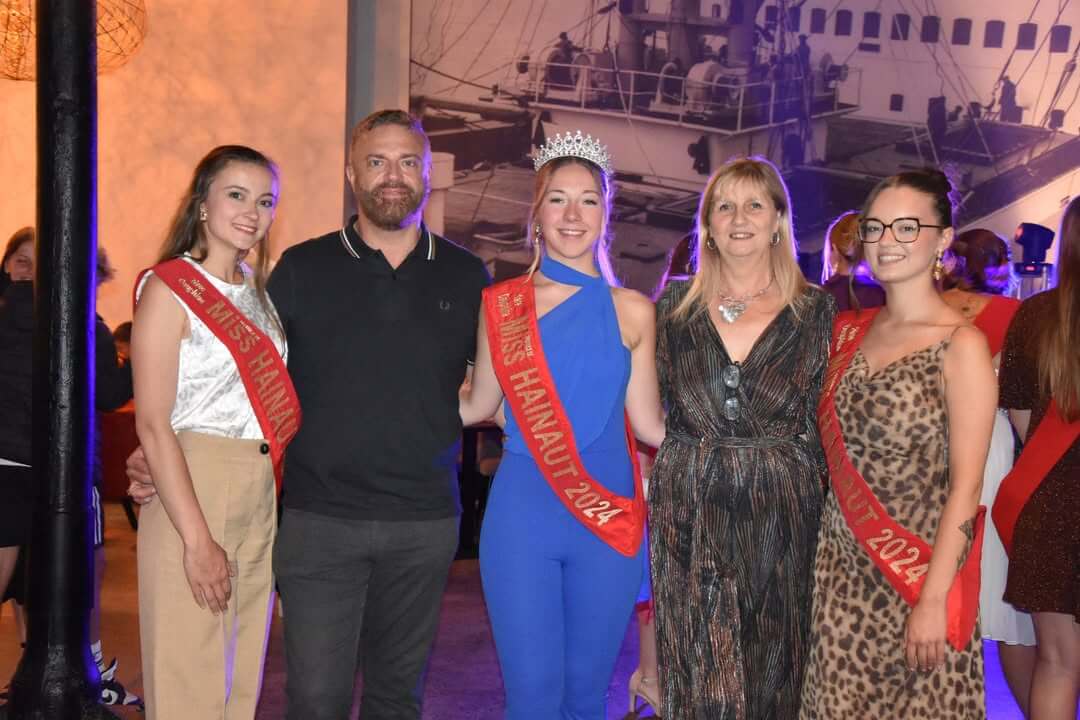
left=358, top=182, right=426, bottom=230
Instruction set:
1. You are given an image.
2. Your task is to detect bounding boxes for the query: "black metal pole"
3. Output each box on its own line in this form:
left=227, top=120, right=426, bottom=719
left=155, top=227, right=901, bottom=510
left=3, top=2, right=116, bottom=718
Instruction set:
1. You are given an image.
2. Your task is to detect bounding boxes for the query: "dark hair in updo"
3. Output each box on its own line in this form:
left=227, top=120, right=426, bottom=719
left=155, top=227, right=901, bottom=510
left=944, top=228, right=1012, bottom=294
left=861, top=167, right=956, bottom=228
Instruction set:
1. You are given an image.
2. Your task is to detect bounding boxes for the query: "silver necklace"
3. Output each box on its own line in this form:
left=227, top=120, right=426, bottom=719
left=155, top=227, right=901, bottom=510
left=716, top=277, right=773, bottom=323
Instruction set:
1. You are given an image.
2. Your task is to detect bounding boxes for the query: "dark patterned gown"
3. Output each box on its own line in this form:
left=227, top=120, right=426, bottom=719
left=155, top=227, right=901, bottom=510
left=649, top=282, right=835, bottom=720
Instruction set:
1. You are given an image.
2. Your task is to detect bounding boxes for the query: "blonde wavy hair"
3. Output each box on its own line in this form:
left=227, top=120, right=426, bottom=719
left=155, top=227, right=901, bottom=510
left=672, top=156, right=808, bottom=321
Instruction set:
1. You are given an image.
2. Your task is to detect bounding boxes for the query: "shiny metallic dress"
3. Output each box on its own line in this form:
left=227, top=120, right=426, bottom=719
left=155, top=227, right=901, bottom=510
left=649, top=281, right=834, bottom=720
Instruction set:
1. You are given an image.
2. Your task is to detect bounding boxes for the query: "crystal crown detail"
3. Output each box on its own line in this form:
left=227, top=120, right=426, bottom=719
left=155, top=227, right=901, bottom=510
left=533, top=130, right=613, bottom=175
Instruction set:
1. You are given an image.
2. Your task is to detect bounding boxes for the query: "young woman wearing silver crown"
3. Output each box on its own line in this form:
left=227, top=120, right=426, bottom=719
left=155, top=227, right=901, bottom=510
left=649, top=156, right=836, bottom=719
left=460, top=131, right=666, bottom=719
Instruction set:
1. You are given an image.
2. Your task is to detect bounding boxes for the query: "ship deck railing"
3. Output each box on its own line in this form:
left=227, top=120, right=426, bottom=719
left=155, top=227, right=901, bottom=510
left=514, top=61, right=862, bottom=135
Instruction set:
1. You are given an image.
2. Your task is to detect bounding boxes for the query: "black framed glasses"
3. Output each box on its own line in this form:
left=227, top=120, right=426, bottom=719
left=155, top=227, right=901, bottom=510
left=721, top=363, right=741, bottom=421
left=858, top=217, right=945, bottom=244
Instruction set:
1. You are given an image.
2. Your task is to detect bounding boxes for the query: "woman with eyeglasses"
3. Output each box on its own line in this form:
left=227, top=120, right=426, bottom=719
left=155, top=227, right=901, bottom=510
left=799, top=169, right=995, bottom=719
left=648, top=156, right=835, bottom=718
left=996, top=196, right=1080, bottom=719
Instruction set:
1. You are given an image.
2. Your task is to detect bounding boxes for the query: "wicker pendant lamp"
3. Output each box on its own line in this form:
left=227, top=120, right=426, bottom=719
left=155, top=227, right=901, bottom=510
left=1, top=0, right=148, bottom=80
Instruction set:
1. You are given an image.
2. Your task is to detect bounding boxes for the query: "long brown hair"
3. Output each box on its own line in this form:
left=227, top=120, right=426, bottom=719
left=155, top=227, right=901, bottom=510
left=1035, top=195, right=1080, bottom=420
left=159, top=145, right=281, bottom=338
left=525, top=156, right=617, bottom=285
left=672, top=156, right=807, bottom=321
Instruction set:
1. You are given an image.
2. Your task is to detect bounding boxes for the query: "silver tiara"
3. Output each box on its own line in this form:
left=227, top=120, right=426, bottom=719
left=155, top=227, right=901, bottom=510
left=533, top=130, right=613, bottom=175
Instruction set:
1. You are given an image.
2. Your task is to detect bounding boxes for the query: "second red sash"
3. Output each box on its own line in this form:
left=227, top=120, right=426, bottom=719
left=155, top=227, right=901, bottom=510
left=992, top=400, right=1079, bottom=556
left=819, top=310, right=985, bottom=651
left=137, top=259, right=301, bottom=491
left=483, top=277, right=645, bottom=557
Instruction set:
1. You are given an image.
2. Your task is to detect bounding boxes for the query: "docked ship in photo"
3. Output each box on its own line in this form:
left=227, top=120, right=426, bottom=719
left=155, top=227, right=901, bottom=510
left=410, top=0, right=1080, bottom=291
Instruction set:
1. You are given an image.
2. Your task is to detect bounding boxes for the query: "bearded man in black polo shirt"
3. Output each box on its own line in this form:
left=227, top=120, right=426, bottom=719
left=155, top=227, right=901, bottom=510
left=129, top=110, right=490, bottom=719
left=270, top=110, right=489, bottom=720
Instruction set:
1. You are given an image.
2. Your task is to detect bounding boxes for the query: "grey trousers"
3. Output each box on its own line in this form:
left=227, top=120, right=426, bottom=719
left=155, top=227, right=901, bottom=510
left=273, top=508, right=459, bottom=720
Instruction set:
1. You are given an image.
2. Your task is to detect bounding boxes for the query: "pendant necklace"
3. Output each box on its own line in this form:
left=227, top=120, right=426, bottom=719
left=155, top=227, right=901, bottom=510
left=717, top=277, right=774, bottom=323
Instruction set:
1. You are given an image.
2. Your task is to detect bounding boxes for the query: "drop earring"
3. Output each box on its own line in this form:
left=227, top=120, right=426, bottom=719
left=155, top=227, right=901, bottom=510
left=932, top=250, right=944, bottom=281
left=933, top=250, right=944, bottom=281
left=771, top=231, right=780, bottom=246
left=199, top=207, right=208, bottom=222
left=704, top=233, right=716, bottom=250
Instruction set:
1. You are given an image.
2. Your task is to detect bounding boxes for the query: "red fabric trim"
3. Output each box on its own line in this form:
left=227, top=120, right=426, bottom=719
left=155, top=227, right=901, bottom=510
left=992, top=399, right=1080, bottom=556
left=972, top=295, right=1021, bottom=357
left=135, top=260, right=300, bottom=491
left=483, top=277, right=645, bottom=557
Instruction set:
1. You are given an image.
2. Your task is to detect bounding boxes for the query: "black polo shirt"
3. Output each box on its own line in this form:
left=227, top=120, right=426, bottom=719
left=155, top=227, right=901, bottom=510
left=268, top=219, right=490, bottom=520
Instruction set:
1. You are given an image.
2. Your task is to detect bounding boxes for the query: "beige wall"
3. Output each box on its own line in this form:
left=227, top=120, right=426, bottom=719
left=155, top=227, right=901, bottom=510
left=0, top=1, right=347, bottom=328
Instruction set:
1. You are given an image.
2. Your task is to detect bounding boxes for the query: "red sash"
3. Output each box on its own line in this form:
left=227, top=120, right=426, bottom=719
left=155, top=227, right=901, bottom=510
left=972, top=295, right=1020, bottom=357
left=819, top=309, right=985, bottom=651
left=135, top=259, right=301, bottom=491
left=992, top=400, right=1079, bottom=556
left=482, top=277, right=645, bottom=557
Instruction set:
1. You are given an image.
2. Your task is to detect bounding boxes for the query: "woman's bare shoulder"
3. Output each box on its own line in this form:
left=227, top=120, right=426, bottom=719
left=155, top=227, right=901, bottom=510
left=612, top=287, right=656, bottom=323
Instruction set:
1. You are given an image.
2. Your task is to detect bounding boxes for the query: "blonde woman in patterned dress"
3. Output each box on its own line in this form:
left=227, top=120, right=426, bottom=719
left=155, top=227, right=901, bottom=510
left=799, top=169, right=996, bottom=719
left=650, top=156, right=835, bottom=719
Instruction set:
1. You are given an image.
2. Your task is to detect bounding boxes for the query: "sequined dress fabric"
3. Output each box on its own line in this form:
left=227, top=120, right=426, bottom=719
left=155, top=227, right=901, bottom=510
left=136, top=257, right=286, bottom=439
left=649, top=281, right=834, bottom=720
left=998, top=288, right=1080, bottom=621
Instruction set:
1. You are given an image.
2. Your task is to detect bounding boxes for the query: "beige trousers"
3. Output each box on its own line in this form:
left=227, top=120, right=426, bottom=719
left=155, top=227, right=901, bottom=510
left=138, top=431, right=276, bottom=720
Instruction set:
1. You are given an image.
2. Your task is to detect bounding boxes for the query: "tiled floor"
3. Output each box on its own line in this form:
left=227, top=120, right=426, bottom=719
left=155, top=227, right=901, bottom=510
left=0, top=504, right=1030, bottom=718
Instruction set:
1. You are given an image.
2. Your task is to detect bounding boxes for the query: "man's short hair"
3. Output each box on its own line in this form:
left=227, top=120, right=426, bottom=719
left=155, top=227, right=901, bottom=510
left=349, top=109, right=430, bottom=158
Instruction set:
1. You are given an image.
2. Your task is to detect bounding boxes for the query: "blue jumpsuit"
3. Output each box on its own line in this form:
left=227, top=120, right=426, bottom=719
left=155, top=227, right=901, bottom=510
left=479, top=256, right=644, bottom=720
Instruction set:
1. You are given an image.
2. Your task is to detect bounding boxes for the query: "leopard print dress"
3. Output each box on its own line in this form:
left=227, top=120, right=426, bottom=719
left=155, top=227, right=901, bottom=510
left=798, top=340, right=985, bottom=719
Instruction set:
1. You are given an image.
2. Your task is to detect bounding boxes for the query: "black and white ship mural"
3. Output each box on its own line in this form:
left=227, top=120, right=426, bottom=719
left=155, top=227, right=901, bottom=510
left=410, top=0, right=1080, bottom=295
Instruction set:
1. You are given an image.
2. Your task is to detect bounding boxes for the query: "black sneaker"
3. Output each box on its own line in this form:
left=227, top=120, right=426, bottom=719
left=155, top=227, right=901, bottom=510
left=99, top=659, right=144, bottom=710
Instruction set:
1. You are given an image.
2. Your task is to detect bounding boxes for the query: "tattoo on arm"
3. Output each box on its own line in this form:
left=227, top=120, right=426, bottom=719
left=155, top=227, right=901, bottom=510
left=955, top=518, right=976, bottom=570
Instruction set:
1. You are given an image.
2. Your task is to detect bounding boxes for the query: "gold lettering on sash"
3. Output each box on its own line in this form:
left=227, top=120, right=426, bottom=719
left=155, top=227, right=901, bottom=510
left=253, top=367, right=280, bottom=391
left=510, top=367, right=541, bottom=390
left=497, top=292, right=513, bottom=319
left=245, top=348, right=298, bottom=439
left=177, top=277, right=206, bottom=303
left=150, top=259, right=301, bottom=494
left=535, top=431, right=563, bottom=451
left=499, top=314, right=532, bottom=364
left=206, top=300, right=234, bottom=324
left=483, top=277, right=644, bottom=554
left=519, top=388, right=546, bottom=408
left=249, top=349, right=275, bottom=374
left=543, top=449, right=571, bottom=465
left=525, top=406, right=557, bottom=433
